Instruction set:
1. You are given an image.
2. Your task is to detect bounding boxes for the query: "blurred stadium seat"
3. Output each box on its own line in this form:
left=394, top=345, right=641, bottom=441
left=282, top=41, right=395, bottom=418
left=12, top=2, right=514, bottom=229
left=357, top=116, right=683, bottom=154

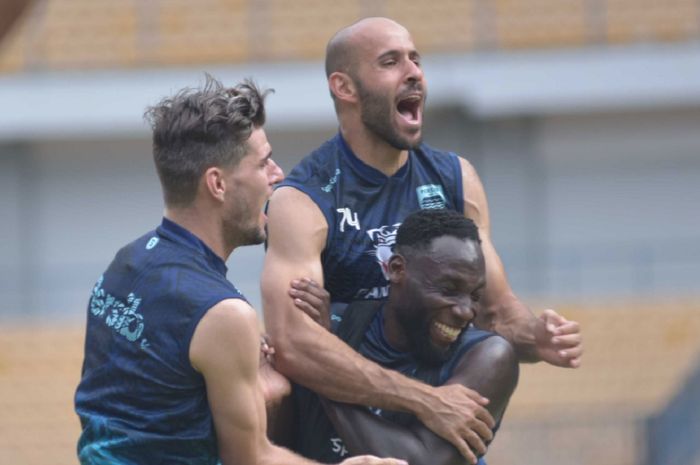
left=0, top=325, right=84, bottom=465
left=487, top=301, right=700, bottom=465
left=1, top=0, right=699, bottom=72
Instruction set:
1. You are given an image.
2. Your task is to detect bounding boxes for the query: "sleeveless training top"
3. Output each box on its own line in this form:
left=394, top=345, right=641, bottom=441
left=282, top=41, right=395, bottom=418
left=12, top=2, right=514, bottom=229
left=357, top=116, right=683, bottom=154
left=279, top=133, right=464, bottom=302
left=293, top=301, right=493, bottom=464
left=74, top=218, right=244, bottom=465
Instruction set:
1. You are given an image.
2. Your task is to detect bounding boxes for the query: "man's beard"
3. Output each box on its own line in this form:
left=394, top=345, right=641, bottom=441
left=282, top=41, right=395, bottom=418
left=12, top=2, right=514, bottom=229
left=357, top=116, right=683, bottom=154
left=397, top=310, right=458, bottom=366
left=356, top=80, right=423, bottom=151
left=223, top=206, right=266, bottom=248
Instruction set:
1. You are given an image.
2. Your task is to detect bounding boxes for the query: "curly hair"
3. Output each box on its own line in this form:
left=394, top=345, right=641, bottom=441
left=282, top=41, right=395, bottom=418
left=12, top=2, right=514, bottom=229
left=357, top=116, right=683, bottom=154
left=395, top=209, right=480, bottom=256
left=144, top=74, right=272, bottom=207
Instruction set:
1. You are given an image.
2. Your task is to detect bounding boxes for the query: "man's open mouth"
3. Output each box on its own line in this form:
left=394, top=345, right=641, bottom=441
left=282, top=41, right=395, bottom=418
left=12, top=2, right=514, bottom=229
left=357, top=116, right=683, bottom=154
left=397, top=94, right=422, bottom=124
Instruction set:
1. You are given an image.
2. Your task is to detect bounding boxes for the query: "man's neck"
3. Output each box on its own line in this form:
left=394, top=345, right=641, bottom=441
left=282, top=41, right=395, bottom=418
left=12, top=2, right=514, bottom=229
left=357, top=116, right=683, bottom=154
left=340, top=126, right=409, bottom=177
left=381, top=298, right=410, bottom=352
left=164, top=206, right=233, bottom=261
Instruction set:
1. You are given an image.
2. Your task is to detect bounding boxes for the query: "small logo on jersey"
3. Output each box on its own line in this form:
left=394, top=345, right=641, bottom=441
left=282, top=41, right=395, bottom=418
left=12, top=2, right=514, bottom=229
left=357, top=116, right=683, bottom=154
left=416, top=184, right=446, bottom=209
left=321, top=168, right=341, bottom=193
left=366, top=223, right=401, bottom=279
left=146, top=237, right=159, bottom=250
left=337, top=207, right=360, bottom=232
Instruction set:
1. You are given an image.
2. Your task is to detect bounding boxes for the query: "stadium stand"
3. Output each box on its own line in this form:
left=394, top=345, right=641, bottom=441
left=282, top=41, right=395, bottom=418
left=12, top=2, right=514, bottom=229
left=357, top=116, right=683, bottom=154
left=1, top=0, right=699, bottom=73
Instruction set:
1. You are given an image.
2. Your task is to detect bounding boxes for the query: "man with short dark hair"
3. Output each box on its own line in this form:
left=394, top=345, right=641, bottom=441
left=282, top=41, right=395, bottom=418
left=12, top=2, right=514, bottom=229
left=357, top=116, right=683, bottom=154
left=290, top=209, right=519, bottom=465
left=262, top=17, right=582, bottom=465
left=74, top=76, right=405, bottom=465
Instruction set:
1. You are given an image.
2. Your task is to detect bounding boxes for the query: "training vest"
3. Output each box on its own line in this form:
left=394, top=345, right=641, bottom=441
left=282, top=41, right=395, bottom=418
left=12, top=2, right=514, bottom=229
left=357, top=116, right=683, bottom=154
left=75, top=218, right=244, bottom=465
left=279, top=133, right=464, bottom=303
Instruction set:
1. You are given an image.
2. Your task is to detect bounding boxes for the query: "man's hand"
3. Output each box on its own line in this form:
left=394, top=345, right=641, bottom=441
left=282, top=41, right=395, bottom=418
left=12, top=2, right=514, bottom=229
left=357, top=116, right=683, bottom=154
left=258, top=334, right=291, bottom=406
left=534, top=309, right=583, bottom=368
left=289, top=278, right=331, bottom=330
left=340, top=457, right=408, bottom=465
left=416, top=384, right=495, bottom=465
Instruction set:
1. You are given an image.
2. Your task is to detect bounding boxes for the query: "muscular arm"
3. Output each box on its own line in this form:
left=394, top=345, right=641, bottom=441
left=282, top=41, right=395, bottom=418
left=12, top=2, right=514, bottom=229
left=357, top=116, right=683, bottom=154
left=190, top=299, right=318, bottom=465
left=190, top=299, right=404, bottom=465
left=322, top=336, right=519, bottom=465
left=458, top=158, right=582, bottom=366
left=262, top=187, right=493, bottom=461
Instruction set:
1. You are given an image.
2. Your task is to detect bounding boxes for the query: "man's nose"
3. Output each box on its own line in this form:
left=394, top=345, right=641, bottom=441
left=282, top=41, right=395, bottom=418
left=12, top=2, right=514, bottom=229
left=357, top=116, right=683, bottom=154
left=452, top=299, right=475, bottom=322
left=268, top=159, right=285, bottom=184
left=405, top=59, right=424, bottom=82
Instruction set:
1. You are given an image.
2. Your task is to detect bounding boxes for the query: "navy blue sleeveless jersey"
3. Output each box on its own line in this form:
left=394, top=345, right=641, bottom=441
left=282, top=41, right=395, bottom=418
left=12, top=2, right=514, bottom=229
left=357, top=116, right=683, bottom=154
left=293, top=302, right=493, bottom=464
left=279, top=133, right=464, bottom=302
left=74, top=218, right=245, bottom=465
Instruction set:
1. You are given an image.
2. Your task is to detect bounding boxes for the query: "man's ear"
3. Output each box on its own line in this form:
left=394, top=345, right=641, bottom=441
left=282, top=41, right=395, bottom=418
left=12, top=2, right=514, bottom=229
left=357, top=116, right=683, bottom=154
left=387, top=255, right=406, bottom=284
left=328, top=72, right=357, bottom=104
left=203, top=166, right=226, bottom=202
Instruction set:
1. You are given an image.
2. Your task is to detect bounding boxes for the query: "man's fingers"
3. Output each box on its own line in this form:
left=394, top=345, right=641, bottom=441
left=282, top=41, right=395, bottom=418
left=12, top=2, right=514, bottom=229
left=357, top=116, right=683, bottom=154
left=462, top=386, right=490, bottom=406
left=452, top=436, right=478, bottom=465
left=552, top=332, right=582, bottom=348
left=292, top=297, right=321, bottom=318
left=559, top=343, right=583, bottom=361
left=289, top=287, right=323, bottom=307
left=541, top=308, right=567, bottom=332
left=551, top=320, right=580, bottom=336
left=462, top=427, right=489, bottom=457
left=473, top=409, right=496, bottom=437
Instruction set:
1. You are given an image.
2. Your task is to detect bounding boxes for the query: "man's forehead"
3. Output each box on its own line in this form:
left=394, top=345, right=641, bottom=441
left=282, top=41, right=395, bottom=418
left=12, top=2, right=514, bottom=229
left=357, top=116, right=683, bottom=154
left=350, top=19, right=416, bottom=56
left=245, top=127, right=271, bottom=157
left=428, top=236, right=482, bottom=263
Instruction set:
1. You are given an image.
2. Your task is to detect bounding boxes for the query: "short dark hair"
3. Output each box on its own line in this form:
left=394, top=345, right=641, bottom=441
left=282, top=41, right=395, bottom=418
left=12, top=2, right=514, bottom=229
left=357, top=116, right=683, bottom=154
left=325, top=29, right=355, bottom=79
left=145, top=75, right=271, bottom=207
left=395, top=209, right=480, bottom=256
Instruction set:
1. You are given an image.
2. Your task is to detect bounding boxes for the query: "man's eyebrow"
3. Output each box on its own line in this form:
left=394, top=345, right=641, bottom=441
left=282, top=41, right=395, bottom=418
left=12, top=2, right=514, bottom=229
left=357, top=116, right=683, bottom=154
left=376, top=50, right=400, bottom=61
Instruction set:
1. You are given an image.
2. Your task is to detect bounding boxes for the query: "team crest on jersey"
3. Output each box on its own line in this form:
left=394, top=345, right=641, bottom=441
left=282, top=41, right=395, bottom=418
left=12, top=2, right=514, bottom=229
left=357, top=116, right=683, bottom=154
left=366, top=223, right=401, bottom=279
left=416, top=184, right=446, bottom=209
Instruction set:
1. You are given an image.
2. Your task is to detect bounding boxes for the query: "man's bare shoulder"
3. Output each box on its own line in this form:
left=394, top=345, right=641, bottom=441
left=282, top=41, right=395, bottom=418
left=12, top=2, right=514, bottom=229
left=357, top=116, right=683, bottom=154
left=267, top=186, right=328, bottom=251
left=190, top=298, right=259, bottom=374
left=456, top=156, right=479, bottom=182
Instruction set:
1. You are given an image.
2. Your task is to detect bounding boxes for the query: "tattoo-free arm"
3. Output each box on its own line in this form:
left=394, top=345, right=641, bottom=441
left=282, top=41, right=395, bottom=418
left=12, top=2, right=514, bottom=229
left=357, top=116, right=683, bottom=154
left=189, top=299, right=317, bottom=465
left=190, top=299, right=405, bottom=465
left=459, top=157, right=583, bottom=367
left=321, top=336, right=519, bottom=465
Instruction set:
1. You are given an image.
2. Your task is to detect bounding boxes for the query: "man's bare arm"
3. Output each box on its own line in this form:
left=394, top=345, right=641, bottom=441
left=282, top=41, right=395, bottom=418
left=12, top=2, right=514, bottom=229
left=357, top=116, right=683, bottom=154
left=458, top=158, right=583, bottom=367
left=322, top=336, right=519, bottom=465
left=190, top=298, right=404, bottom=465
left=262, top=186, right=494, bottom=459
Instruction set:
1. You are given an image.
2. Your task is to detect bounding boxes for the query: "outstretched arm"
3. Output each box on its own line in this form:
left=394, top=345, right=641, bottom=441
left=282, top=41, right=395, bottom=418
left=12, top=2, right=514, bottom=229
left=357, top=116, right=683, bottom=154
left=189, top=298, right=405, bottom=465
left=322, top=336, right=519, bottom=465
left=262, top=186, right=495, bottom=463
left=458, top=158, right=583, bottom=367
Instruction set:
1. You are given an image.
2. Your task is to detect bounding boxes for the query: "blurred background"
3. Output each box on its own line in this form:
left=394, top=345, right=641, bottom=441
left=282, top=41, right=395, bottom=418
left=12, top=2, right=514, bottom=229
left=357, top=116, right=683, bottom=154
left=0, top=0, right=699, bottom=464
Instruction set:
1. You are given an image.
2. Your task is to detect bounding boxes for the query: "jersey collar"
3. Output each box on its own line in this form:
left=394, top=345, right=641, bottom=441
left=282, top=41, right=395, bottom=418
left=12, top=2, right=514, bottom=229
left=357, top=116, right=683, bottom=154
left=157, top=217, right=229, bottom=277
left=336, top=132, right=412, bottom=184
